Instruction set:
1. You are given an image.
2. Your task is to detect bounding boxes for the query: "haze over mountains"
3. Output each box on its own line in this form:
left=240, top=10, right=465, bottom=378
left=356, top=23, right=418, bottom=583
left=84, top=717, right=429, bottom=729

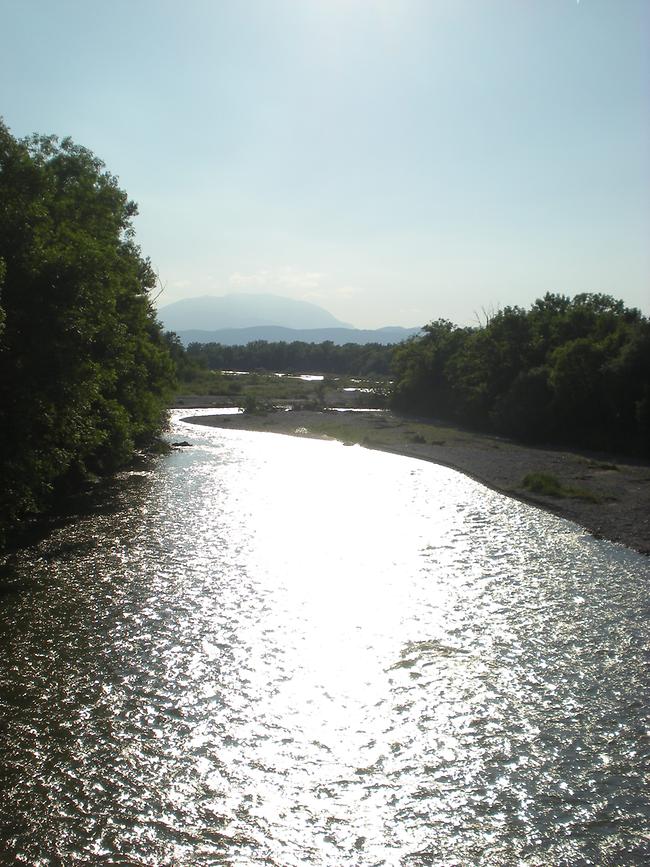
left=158, top=294, right=422, bottom=346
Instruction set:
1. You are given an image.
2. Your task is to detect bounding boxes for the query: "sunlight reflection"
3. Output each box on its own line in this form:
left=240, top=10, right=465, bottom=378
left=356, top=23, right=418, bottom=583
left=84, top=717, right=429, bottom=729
left=5, top=414, right=647, bottom=865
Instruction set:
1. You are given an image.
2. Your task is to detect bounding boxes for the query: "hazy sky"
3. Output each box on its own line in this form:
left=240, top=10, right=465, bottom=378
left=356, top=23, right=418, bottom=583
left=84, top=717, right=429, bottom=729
left=2, top=0, right=649, bottom=328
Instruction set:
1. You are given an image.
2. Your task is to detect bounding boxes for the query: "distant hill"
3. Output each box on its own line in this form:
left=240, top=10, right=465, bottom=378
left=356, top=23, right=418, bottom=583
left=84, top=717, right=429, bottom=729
left=158, top=293, right=352, bottom=332
left=174, top=325, right=422, bottom=347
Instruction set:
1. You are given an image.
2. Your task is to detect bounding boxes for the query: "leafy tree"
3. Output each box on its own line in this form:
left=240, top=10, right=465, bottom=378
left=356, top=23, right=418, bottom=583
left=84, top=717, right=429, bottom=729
left=548, top=337, right=608, bottom=441
left=391, top=320, right=465, bottom=417
left=491, top=366, right=554, bottom=440
left=183, top=338, right=394, bottom=377
left=390, top=292, right=649, bottom=456
left=0, top=121, right=175, bottom=540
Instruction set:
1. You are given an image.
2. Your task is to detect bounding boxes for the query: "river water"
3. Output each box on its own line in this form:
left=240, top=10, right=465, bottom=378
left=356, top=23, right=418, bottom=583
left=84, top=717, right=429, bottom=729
left=1, top=411, right=649, bottom=865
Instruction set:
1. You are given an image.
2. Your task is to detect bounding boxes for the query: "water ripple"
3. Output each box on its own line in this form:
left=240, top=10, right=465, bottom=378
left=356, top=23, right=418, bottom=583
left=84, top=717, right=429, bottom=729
left=1, top=412, right=649, bottom=864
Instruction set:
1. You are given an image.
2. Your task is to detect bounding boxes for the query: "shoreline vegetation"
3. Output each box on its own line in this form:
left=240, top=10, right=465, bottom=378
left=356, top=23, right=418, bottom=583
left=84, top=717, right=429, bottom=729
left=178, top=403, right=650, bottom=557
left=1, top=122, right=647, bottom=561
left=0, top=123, right=175, bottom=547
left=170, top=291, right=649, bottom=558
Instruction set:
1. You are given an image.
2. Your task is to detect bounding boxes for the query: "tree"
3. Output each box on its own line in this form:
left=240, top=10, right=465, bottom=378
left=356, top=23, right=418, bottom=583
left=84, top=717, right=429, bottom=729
left=389, top=292, right=649, bottom=456
left=391, top=320, right=465, bottom=417
left=0, top=121, right=175, bottom=539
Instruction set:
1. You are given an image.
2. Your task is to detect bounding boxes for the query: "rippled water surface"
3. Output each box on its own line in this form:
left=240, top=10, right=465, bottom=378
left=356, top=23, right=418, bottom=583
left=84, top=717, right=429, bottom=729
left=1, top=412, right=649, bottom=865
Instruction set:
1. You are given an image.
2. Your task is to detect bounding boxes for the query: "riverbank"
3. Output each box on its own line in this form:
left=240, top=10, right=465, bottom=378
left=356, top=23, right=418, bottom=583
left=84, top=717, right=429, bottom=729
left=183, top=408, right=650, bottom=556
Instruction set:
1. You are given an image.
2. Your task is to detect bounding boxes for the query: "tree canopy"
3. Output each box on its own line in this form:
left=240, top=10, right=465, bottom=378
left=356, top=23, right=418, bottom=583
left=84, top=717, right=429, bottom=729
left=391, top=293, right=649, bottom=456
left=0, top=121, right=175, bottom=541
left=181, top=338, right=394, bottom=377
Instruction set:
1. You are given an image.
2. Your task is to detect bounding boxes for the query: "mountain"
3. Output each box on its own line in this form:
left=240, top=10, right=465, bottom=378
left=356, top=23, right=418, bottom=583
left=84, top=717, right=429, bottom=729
left=173, top=325, right=422, bottom=347
left=157, top=293, right=352, bottom=332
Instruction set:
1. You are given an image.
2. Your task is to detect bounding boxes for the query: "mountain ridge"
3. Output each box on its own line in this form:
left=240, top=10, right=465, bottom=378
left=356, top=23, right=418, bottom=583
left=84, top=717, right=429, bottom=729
left=158, top=292, right=352, bottom=332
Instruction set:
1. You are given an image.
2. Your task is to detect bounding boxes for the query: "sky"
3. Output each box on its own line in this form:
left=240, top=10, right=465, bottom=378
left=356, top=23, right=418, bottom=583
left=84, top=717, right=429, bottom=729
left=1, top=0, right=649, bottom=329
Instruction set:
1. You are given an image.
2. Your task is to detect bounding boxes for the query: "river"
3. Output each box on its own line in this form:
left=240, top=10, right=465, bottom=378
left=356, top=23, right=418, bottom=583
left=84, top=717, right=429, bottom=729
left=1, top=411, right=649, bottom=865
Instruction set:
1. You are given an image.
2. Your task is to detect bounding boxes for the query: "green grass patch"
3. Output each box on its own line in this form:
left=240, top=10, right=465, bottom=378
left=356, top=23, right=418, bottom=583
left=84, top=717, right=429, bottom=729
left=522, top=472, right=564, bottom=496
left=308, top=419, right=376, bottom=445
left=522, top=472, right=601, bottom=503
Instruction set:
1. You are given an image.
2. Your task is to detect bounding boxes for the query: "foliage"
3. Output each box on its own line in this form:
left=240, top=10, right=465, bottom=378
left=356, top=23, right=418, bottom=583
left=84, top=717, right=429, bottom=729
left=522, top=472, right=601, bottom=503
left=182, top=339, right=394, bottom=377
left=522, top=472, right=565, bottom=496
left=391, top=293, right=649, bottom=457
left=242, top=395, right=270, bottom=415
left=0, top=121, right=175, bottom=541
left=170, top=354, right=390, bottom=411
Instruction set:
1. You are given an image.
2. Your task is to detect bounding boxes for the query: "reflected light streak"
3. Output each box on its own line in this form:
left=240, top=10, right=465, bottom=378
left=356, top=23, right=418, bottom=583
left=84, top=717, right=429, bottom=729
left=1, top=413, right=648, bottom=865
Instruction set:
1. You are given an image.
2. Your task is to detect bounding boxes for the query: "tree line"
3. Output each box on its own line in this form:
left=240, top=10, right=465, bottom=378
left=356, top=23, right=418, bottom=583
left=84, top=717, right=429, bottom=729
left=0, top=122, right=176, bottom=543
left=3, top=121, right=643, bottom=549
left=178, top=338, right=394, bottom=377
left=391, top=293, right=649, bottom=456
left=171, top=292, right=649, bottom=456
